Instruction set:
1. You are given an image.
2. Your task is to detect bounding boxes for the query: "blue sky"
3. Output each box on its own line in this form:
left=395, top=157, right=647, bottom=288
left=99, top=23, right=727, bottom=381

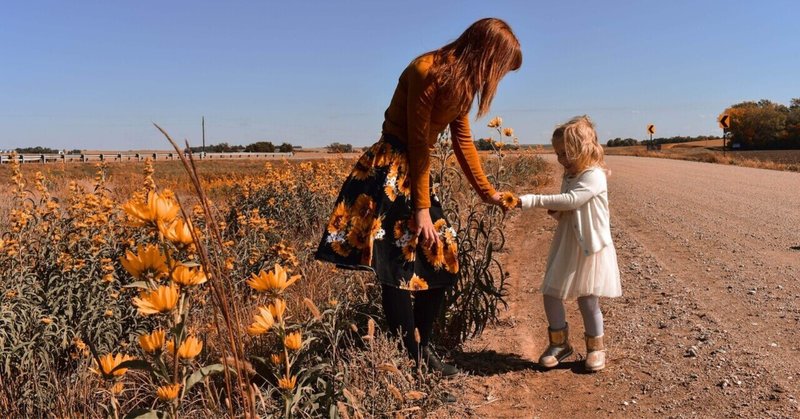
left=1, top=0, right=799, bottom=150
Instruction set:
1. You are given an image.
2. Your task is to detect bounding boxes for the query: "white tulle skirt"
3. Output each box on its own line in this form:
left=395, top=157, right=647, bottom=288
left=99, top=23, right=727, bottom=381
left=540, top=217, right=622, bottom=300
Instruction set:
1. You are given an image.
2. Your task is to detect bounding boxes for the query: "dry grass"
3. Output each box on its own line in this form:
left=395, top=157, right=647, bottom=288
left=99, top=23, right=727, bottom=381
left=605, top=144, right=800, bottom=172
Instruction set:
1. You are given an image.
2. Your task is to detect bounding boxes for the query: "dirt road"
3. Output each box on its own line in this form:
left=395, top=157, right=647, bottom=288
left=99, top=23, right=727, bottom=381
left=448, top=155, right=800, bottom=418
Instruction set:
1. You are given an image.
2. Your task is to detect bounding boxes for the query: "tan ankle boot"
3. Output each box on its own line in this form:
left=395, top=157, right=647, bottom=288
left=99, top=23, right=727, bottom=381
left=538, top=324, right=573, bottom=368
left=584, top=334, right=606, bottom=372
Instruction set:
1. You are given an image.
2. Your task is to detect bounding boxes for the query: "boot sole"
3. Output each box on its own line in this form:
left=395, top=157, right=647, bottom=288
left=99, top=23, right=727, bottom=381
left=540, top=348, right=574, bottom=368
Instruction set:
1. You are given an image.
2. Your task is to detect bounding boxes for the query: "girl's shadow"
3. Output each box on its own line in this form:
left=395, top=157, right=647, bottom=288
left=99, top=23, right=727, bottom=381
left=451, top=350, right=594, bottom=376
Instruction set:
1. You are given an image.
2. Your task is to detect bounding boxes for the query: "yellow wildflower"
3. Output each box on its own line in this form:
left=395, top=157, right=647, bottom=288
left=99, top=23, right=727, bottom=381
left=120, top=244, right=169, bottom=279
left=110, top=382, right=124, bottom=395
left=156, top=383, right=181, bottom=401
left=94, top=353, right=135, bottom=378
left=139, top=329, right=166, bottom=353
left=284, top=331, right=303, bottom=351
left=171, top=265, right=207, bottom=287
left=503, top=127, right=514, bottom=137
left=246, top=264, right=300, bottom=293
left=160, top=217, right=194, bottom=247
left=269, top=298, right=287, bottom=323
left=167, top=336, right=203, bottom=359
left=133, top=284, right=180, bottom=315
left=247, top=306, right=275, bottom=336
left=278, top=374, right=297, bottom=391
left=487, top=116, right=503, bottom=128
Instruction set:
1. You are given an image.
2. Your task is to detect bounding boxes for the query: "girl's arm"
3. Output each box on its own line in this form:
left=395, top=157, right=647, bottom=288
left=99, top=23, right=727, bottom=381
left=449, top=114, right=498, bottom=202
left=519, top=169, right=605, bottom=211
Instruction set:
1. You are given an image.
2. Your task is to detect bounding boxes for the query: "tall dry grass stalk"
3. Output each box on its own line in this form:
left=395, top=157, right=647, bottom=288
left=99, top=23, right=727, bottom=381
left=154, top=123, right=255, bottom=417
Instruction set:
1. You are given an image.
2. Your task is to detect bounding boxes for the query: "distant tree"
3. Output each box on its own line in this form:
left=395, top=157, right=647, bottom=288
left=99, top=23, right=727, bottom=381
left=278, top=142, right=294, bottom=153
left=244, top=141, right=276, bottom=153
left=327, top=142, right=353, bottom=153
left=15, top=146, right=58, bottom=154
left=785, top=98, right=800, bottom=148
left=68, top=149, right=82, bottom=154
left=474, top=138, right=494, bottom=150
left=726, top=100, right=789, bottom=149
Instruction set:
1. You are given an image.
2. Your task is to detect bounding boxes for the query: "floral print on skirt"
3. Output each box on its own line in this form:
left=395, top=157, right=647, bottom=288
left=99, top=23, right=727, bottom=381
left=314, top=134, right=459, bottom=290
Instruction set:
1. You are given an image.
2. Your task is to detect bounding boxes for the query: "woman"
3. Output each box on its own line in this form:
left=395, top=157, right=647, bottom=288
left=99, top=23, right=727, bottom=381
left=315, top=18, right=522, bottom=376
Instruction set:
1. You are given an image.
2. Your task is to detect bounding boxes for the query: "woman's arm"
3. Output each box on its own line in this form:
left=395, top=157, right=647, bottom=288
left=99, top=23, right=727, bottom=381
left=520, top=169, right=605, bottom=211
left=449, top=114, right=498, bottom=202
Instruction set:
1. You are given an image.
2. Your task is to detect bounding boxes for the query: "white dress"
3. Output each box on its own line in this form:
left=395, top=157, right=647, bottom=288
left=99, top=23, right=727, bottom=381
left=520, top=168, right=622, bottom=300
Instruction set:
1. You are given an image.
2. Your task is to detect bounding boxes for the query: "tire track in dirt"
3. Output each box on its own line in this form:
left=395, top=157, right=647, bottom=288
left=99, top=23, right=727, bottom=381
left=439, top=155, right=800, bottom=418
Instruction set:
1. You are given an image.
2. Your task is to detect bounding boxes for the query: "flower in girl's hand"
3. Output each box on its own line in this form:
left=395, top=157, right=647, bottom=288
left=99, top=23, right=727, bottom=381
left=500, top=192, right=519, bottom=211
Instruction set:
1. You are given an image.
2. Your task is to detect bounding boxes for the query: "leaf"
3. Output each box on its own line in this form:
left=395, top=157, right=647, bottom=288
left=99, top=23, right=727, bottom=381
left=122, top=281, right=151, bottom=290
left=185, top=363, right=228, bottom=393
left=111, top=359, right=153, bottom=374
left=124, top=409, right=167, bottom=419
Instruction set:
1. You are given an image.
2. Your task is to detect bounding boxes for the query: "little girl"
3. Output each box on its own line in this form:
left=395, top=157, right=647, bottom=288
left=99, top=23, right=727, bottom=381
left=517, top=115, right=621, bottom=372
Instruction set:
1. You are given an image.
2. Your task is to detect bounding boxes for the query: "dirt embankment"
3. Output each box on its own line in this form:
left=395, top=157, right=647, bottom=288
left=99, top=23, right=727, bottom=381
left=439, top=155, right=800, bottom=418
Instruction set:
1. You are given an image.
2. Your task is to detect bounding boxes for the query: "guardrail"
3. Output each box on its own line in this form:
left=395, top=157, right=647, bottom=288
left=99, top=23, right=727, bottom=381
left=0, top=152, right=294, bottom=164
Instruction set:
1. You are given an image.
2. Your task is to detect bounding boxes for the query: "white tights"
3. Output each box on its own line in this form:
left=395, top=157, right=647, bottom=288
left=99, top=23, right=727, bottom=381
left=542, top=294, right=604, bottom=337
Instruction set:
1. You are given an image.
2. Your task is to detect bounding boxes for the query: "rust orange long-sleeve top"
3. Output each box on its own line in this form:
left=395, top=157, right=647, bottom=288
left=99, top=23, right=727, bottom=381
left=382, top=54, right=497, bottom=209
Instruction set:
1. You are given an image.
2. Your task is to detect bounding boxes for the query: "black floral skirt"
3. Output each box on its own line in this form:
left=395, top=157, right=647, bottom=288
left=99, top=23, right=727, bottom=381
left=314, top=134, right=459, bottom=290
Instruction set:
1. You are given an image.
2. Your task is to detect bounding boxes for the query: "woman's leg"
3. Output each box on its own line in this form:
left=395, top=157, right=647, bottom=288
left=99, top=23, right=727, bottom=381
left=542, top=294, right=567, bottom=330
left=413, top=287, right=446, bottom=348
left=577, top=295, right=604, bottom=337
left=381, top=285, right=419, bottom=360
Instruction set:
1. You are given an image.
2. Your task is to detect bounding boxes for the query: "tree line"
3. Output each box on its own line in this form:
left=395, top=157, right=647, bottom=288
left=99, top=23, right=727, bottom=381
left=188, top=141, right=294, bottom=153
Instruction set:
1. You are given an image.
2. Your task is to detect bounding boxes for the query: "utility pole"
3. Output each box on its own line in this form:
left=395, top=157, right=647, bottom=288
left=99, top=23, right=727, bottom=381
left=202, top=116, right=206, bottom=159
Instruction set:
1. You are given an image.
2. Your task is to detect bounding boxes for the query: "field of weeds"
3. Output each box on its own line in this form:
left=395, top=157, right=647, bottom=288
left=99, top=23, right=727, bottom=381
left=0, top=124, right=550, bottom=417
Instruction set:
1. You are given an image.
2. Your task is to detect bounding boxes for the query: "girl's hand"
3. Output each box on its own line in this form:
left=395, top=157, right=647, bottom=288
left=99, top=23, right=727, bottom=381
left=414, top=208, right=440, bottom=248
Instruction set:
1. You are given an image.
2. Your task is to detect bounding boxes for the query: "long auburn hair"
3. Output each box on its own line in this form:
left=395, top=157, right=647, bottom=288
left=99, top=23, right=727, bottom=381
left=422, top=18, right=522, bottom=118
left=552, top=115, right=607, bottom=174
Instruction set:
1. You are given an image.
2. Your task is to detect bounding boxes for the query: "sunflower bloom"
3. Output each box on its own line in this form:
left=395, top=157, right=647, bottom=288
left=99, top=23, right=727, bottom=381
left=156, top=383, right=181, bottom=401
left=120, top=244, right=169, bottom=279
left=408, top=274, right=429, bottom=291
left=171, top=265, right=207, bottom=287
left=160, top=217, right=194, bottom=247
left=247, top=306, right=275, bottom=336
left=278, top=374, right=297, bottom=391
left=246, top=264, right=300, bottom=294
left=500, top=192, right=519, bottom=211
left=284, top=331, right=303, bottom=351
left=133, top=284, right=180, bottom=315
left=94, top=353, right=135, bottom=378
left=139, top=329, right=166, bottom=353
left=326, top=202, right=349, bottom=234
left=269, top=299, right=287, bottom=323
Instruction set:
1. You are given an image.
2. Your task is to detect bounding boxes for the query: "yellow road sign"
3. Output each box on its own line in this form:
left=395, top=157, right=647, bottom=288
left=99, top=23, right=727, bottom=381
left=647, top=124, right=656, bottom=135
left=718, top=114, right=730, bottom=129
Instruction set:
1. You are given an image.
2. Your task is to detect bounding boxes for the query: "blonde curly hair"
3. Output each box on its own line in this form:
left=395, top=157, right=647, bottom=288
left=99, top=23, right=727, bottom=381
left=552, top=115, right=606, bottom=174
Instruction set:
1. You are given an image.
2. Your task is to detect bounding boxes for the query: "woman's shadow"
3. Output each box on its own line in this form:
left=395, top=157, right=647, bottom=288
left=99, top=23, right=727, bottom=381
left=451, top=349, right=592, bottom=376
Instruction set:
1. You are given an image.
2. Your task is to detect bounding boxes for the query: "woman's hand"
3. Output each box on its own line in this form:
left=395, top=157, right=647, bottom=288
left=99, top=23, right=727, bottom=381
left=484, top=191, right=503, bottom=206
left=414, top=208, right=440, bottom=248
